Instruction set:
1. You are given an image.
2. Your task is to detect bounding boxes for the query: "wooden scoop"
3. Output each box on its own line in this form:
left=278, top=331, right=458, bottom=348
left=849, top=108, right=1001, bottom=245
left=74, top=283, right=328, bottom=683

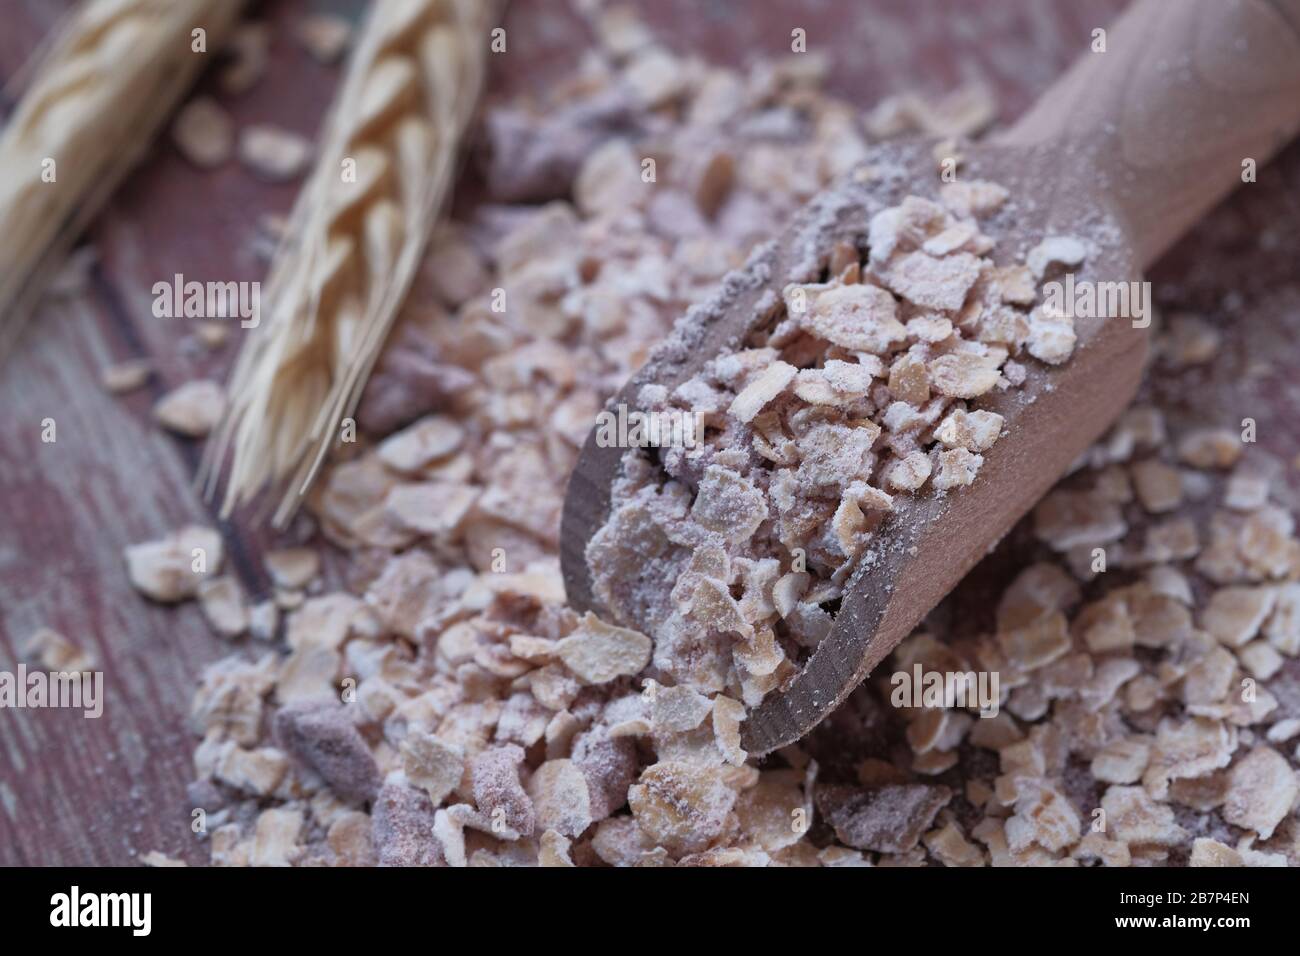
left=560, top=0, right=1300, bottom=755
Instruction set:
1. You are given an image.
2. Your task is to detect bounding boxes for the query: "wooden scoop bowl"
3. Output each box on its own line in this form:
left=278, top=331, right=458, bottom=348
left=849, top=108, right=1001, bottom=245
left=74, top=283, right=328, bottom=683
left=560, top=0, right=1300, bottom=755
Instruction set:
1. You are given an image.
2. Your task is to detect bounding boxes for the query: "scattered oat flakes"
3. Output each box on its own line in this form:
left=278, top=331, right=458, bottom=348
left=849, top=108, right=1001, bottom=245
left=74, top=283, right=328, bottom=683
left=1091, top=737, right=1150, bottom=785
left=1026, top=235, right=1087, bottom=279
left=729, top=360, right=796, bottom=423
left=377, top=415, right=463, bottom=473
left=265, top=548, right=321, bottom=590
left=172, top=97, right=234, bottom=168
left=1101, top=785, right=1186, bottom=846
left=1203, top=586, right=1275, bottom=647
left=1222, top=747, right=1297, bottom=839
left=238, top=124, right=312, bottom=181
left=20, top=627, right=94, bottom=671
left=1131, top=459, right=1183, bottom=513
left=538, top=829, right=575, bottom=867
left=125, top=525, right=223, bottom=603
left=1177, top=428, right=1242, bottom=469
left=628, top=760, right=737, bottom=855
left=153, top=380, right=225, bottom=438
left=928, top=352, right=1000, bottom=398
left=402, top=732, right=465, bottom=806
left=557, top=614, right=652, bottom=684
left=1189, top=838, right=1243, bottom=867
left=251, top=807, right=303, bottom=867
left=575, top=139, right=644, bottom=218
left=102, top=359, right=153, bottom=394
left=295, top=13, right=352, bottom=63
left=197, top=576, right=249, bottom=638
left=816, top=783, right=951, bottom=854
left=886, top=450, right=932, bottom=492
left=528, top=759, right=594, bottom=839
left=273, top=702, right=378, bottom=804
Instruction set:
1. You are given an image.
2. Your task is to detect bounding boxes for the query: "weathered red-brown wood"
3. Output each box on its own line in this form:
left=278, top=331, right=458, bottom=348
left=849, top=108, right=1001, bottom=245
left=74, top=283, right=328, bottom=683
left=0, top=0, right=369, bottom=867
left=8, top=0, right=1300, bottom=865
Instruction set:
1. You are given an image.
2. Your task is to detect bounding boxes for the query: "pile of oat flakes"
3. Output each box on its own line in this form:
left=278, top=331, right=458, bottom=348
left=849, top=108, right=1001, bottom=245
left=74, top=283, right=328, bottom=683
left=589, top=179, right=1088, bottom=707
left=129, top=8, right=1298, bottom=866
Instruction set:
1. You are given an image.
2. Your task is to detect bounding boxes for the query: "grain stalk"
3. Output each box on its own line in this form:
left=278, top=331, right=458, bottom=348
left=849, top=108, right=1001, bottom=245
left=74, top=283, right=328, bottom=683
left=0, top=0, right=244, bottom=356
left=203, top=0, right=496, bottom=527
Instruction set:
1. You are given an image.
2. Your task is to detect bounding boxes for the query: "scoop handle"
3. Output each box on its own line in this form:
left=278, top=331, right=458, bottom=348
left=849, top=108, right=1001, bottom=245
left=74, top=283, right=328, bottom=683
left=996, top=0, right=1300, bottom=269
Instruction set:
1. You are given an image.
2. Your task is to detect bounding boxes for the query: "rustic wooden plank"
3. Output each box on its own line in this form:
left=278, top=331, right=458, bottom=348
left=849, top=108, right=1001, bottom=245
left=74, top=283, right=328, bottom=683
left=0, top=0, right=360, bottom=866
left=0, top=290, right=223, bottom=864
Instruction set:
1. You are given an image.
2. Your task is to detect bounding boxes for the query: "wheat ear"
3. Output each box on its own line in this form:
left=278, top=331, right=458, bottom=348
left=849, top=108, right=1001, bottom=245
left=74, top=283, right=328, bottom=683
left=202, top=0, right=496, bottom=528
left=0, top=0, right=244, bottom=356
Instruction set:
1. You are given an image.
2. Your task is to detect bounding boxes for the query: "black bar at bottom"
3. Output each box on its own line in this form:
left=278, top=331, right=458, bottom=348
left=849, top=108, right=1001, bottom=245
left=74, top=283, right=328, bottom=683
left=0, top=864, right=1282, bottom=941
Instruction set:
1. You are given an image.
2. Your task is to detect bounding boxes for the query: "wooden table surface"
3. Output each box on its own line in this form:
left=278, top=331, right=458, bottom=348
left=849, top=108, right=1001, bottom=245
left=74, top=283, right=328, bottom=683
left=6, top=0, right=1299, bottom=866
